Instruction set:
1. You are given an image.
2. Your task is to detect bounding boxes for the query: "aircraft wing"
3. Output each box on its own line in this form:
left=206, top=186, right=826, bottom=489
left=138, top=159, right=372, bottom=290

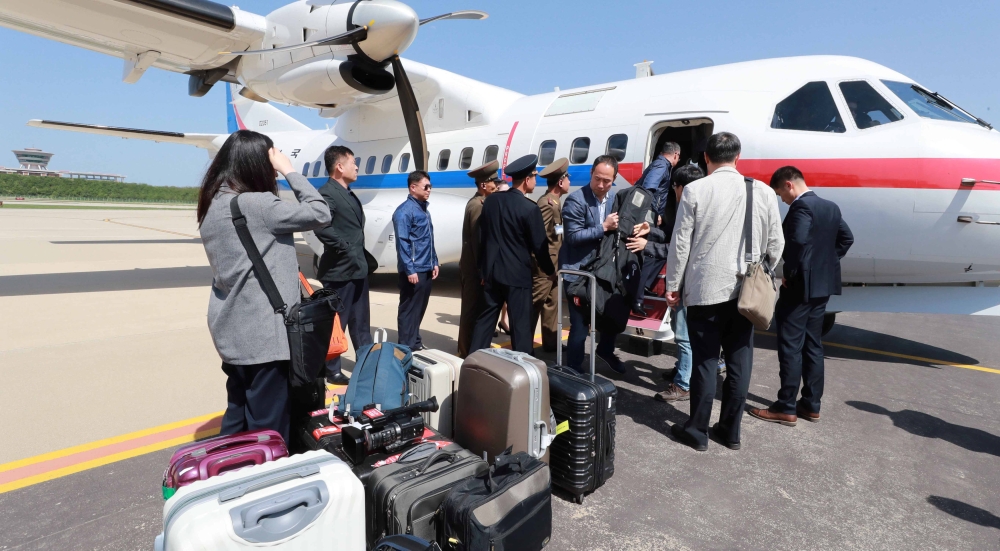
left=0, top=0, right=265, bottom=80
left=829, top=286, right=1000, bottom=316
left=27, top=119, right=225, bottom=151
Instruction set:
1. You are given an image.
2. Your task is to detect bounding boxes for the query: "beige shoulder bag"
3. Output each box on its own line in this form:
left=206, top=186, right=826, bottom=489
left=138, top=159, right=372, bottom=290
left=737, top=177, right=778, bottom=330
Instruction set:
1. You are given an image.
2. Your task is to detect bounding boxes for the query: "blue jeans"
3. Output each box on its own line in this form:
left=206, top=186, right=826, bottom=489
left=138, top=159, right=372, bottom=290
left=670, top=299, right=693, bottom=391
left=565, top=288, right=616, bottom=372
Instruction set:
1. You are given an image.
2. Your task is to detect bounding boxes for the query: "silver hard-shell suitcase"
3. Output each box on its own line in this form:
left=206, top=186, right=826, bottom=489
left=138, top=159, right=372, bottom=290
left=407, top=349, right=463, bottom=437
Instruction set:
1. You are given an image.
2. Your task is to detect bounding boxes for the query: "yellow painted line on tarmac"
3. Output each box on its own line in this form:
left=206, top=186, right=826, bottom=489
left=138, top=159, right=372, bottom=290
left=758, top=331, right=1000, bottom=375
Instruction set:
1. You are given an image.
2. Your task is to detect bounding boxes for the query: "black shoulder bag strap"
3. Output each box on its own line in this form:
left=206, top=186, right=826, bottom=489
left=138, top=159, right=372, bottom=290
left=743, top=177, right=754, bottom=268
left=230, top=195, right=288, bottom=318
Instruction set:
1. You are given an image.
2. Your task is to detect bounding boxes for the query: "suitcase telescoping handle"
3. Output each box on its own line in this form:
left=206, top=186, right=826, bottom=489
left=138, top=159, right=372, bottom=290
left=556, top=269, right=598, bottom=383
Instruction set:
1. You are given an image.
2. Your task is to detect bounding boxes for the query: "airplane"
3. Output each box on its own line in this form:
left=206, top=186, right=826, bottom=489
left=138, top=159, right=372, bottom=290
left=3, top=0, right=1000, bottom=331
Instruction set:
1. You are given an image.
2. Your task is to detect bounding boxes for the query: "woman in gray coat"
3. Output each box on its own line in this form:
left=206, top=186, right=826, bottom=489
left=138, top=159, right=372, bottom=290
left=198, top=130, right=331, bottom=442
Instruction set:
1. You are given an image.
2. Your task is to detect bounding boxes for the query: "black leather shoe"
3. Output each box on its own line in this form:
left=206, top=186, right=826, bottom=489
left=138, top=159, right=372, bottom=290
left=711, top=423, right=741, bottom=450
left=326, top=372, right=350, bottom=386
left=632, top=301, right=647, bottom=317
left=597, top=352, right=627, bottom=374
left=670, top=423, right=707, bottom=452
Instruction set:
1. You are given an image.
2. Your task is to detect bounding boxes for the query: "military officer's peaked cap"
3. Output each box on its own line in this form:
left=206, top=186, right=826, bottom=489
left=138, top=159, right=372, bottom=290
left=504, top=154, right=539, bottom=180
left=467, top=160, right=500, bottom=184
left=539, top=158, right=569, bottom=183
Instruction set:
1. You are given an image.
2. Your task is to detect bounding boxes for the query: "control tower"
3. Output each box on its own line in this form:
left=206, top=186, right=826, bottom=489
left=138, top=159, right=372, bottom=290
left=13, top=148, right=54, bottom=170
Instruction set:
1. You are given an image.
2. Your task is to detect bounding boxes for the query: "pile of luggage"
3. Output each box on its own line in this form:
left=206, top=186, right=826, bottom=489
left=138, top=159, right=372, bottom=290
left=155, top=276, right=617, bottom=550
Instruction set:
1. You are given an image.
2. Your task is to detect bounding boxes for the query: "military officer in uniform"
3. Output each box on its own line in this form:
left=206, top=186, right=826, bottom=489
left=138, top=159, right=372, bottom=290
left=457, top=161, right=501, bottom=358
left=470, top=154, right=556, bottom=354
left=531, top=158, right=570, bottom=353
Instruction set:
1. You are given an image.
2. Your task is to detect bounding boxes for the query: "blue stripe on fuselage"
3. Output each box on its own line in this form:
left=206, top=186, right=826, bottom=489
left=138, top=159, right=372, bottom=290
left=278, top=164, right=604, bottom=190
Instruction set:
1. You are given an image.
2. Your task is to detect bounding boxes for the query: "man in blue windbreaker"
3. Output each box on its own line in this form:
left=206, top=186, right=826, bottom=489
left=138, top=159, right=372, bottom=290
left=392, top=170, right=439, bottom=350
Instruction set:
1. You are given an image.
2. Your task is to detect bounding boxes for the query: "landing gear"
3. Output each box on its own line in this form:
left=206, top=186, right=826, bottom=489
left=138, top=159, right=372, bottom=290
left=822, top=312, right=836, bottom=336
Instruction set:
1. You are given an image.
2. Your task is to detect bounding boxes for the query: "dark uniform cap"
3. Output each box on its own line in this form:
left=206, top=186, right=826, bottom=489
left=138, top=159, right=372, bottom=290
left=539, top=157, right=569, bottom=183
left=504, top=154, right=539, bottom=180
left=467, top=160, right=500, bottom=184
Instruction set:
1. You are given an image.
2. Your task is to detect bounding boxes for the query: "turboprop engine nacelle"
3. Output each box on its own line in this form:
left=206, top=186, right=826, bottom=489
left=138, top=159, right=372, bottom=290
left=235, top=0, right=419, bottom=109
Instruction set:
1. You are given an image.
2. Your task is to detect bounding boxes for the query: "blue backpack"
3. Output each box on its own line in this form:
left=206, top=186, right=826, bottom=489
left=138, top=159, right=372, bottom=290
left=343, top=329, right=412, bottom=413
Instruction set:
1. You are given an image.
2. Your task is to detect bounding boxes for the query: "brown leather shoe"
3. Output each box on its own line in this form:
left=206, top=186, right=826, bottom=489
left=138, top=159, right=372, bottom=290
left=796, top=405, right=821, bottom=422
left=654, top=383, right=690, bottom=402
left=748, top=407, right=797, bottom=426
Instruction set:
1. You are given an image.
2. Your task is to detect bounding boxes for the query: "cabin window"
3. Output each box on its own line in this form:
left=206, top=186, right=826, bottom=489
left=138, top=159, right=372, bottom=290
left=302, top=162, right=310, bottom=175
left=437, top=149, right=451, bottom=171
left=882, top=80, right=981, bottom=125
left=399, top=153, right=411, bottom=173
left=365, top=156, right=376, bottom=175
left=381, top=155, right=393, bottom=174
left=570, top=137, right=591, bottom=164
left=538, top=140, right=557, bottom=166
left=483, top=145, right=499, bottom=164
left=312, top=161, right=323, bottom=177
left=354, top=156, right=360, bottom=167
left=840, top=81, right=903, bottom=129
left=771, top=81, right=846, bottom=133
left=459, top=147, right=474, bottom=170
left=606, top=134, right=628, bottom=161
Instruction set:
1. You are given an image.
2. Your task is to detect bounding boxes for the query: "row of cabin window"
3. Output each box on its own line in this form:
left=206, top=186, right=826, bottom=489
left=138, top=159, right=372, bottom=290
left=304, top=133, right=631, bottom=178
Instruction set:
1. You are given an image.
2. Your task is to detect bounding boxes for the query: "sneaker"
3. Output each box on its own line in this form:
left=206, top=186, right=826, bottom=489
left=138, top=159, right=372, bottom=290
left=653, top=383, right=690, bottom=402
left=597, top=352, right=627, bottom=374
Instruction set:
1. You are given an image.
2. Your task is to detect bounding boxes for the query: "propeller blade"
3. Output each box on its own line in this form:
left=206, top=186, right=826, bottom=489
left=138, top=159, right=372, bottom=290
left=419, top=10, right=488, bottom=26
left=390, top=56, right=428, bottom=172
left=220, top=26, right=368, bottom=56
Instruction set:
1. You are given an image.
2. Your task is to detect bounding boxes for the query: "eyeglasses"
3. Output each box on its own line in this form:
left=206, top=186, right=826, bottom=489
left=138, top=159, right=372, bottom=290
left=422, top=184, right=432, bottom=191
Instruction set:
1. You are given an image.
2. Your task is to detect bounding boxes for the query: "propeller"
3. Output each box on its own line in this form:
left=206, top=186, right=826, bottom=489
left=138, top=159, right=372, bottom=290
left=419, top=10, right=488, bottom=26
left=219, top=26, right=368, bottom=56
left=390, top=55, right=428, bottom=171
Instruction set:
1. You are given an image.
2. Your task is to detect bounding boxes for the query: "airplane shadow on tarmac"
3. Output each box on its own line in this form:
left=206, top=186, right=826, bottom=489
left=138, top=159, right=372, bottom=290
left=846, top=400, right=1000, bottom=458
left=926, top=496, right=1000, bottom=530
left=0, top=266, right=214, bottom=296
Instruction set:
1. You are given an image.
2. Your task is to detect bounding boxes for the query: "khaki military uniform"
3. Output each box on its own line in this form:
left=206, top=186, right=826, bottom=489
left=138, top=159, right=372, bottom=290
left=457, top=193, right=485, bottom=358
left=531, top=190, right=563, bottom=351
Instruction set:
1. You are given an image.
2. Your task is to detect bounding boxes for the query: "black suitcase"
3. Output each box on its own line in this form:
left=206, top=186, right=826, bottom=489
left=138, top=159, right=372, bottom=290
left=365, top=442, right=488, bottom=547
left=441, top=450, right=552, bottom=551
left=550, top=270, right=617, bottom=503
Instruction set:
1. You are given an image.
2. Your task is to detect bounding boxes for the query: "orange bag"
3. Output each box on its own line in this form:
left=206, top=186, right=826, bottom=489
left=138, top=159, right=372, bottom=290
left=299, top=273, right=348, bottom=360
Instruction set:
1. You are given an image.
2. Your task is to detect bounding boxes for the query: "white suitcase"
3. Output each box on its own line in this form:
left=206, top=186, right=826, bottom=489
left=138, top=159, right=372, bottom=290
left=154, top=450, right=364, bottom=551
left=407, top=349, right=463, bottom=437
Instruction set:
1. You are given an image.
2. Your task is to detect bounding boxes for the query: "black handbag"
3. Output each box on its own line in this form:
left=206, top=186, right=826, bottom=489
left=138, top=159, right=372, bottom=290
left=230, top=195, right=342, bottom=388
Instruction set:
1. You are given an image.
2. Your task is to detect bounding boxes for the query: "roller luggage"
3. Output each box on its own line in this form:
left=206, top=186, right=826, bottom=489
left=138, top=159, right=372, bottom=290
left=154, top=450, right=365, bottom=551
left=374, top=535, right=442, bottom=551
left=455, top=349, right=555, bottom=464
left=364, top=442, right=488, bottom=546
left=344, top=328, right=412, bottom=413
left=408, top=349, right=463, bottom=437
left=296, top=406, right=349, bottom=456
left=441, top=450, right=552, bottom=551
left=550, top=270, right=617, bottom=504
left=161, top=430, right=288, bottom=500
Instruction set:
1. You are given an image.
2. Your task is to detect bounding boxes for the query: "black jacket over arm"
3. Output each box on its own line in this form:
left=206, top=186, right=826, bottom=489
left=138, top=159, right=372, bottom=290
left=781, top=191, right=854, bottom=301
left=316, top=179, right=368, bottom=283
left=478, top=189, right=555, bottom=288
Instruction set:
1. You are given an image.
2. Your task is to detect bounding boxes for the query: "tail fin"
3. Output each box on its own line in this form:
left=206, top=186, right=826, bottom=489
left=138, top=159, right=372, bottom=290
left=226, top=84, right=310, bottom=133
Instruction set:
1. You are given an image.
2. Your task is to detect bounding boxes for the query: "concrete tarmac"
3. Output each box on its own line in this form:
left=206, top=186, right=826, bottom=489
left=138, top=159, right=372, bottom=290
left=2, top=207, right=1000, bottom=550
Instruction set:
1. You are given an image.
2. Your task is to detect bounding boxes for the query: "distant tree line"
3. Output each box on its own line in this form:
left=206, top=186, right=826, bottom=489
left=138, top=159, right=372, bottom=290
left=0, top=174, right=198, bottom=203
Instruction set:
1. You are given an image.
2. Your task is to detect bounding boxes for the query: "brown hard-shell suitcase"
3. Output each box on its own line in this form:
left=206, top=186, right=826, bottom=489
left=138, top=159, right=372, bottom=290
left=454, top=348, right=555, bottom=464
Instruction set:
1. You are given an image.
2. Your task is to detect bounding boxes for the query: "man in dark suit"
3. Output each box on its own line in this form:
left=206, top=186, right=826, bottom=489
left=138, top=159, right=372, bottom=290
left=316, top=145, right=373, bottom=385
left=750, top=166, right=854, bottom=426
left=470, top=154, right=555, bottom=354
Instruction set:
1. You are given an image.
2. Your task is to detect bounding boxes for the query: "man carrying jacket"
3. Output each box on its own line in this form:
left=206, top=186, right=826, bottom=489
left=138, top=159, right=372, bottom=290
left=316, top=145, right=372, bottom=385
left=392, top=170, right=439, bottom=351
left=749, top=166, right=853, bottom=426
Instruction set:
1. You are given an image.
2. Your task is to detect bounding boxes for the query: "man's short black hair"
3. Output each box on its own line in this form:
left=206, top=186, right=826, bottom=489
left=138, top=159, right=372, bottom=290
left=591, top=155, right=619, bottom=176
left=324, top=145, right=355, bottom=174
left=769, top=166, right=804, bottom=189
left=661, top=142, right=681, bottom=156
left=408, top=170, right=431, bottom=187
left=705, top=132, right=741, bottom=164
left=672, top=164, right=705, bottom=187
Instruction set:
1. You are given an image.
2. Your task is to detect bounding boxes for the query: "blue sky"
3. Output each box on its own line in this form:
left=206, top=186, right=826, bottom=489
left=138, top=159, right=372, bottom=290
left=1, top=0, right=997, bottom=187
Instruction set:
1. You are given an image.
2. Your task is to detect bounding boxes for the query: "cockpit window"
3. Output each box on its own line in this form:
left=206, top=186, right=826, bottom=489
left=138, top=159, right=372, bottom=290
left=881, top=80, right=989, bottom=128
left=771, top=81, right=846, bottom=133
left=839, top=81, right=903, bottom=129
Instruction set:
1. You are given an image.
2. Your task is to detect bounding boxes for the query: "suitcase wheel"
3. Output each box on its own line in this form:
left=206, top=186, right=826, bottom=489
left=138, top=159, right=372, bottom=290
left=574, top=494, right=584, bottom=505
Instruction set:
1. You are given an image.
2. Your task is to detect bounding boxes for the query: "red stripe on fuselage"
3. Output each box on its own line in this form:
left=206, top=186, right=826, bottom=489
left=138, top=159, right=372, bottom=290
left=617, top=158, right=1000, bottom=189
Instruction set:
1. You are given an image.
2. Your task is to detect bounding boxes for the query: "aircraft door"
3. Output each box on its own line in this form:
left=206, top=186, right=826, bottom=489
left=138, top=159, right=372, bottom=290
left=644, top=118, right=715, bottom=175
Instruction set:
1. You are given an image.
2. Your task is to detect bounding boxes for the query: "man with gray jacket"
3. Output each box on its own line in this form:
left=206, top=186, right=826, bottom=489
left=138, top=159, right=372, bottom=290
left=665, top=132, right=784, bottom=451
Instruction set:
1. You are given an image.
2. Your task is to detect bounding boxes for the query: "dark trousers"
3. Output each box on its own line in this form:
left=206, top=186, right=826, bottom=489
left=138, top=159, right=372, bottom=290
left=639, top=254, right=666, bottom=293
left=684, top=299, right=754, bottom=447
left=471, top=280, right=534, bottom=354
left=221, top=361, right=290, bottom=444
left=530, top=273, right=558, bottom=352
left=457, top=270, right=484, bottom=358
left=773, top=292, right=829, bottom=415
left=565, top=287, right=617, bottom=372
left=323, top=278, right=373, bottom=376
left=397, top=271, right=433, bottom=349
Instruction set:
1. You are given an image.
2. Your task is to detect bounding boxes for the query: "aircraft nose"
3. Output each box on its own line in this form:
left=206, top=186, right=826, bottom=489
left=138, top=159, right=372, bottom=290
left=351, top=0, right=419, bottom=62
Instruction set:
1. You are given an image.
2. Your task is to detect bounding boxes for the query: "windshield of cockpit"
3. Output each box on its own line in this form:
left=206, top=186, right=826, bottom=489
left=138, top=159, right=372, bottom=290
left=882, top=80, right=991, bottom=128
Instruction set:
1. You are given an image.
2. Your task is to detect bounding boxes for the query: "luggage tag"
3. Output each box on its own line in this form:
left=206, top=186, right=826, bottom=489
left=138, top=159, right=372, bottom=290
left=555, top=420, right=570, bottom=436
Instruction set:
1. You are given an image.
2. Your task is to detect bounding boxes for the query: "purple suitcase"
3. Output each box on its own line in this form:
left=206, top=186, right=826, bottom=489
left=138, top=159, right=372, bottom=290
left=161, top=430, right=288, bottom=499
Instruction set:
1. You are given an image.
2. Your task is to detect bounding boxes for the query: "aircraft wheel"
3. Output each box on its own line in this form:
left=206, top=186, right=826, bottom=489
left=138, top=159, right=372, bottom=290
left=821, top=313, right=836, bottom=336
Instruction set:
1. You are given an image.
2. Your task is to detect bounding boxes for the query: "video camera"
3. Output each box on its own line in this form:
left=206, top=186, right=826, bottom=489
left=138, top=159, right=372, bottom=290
left=341, top=397, right=439, bottom=465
